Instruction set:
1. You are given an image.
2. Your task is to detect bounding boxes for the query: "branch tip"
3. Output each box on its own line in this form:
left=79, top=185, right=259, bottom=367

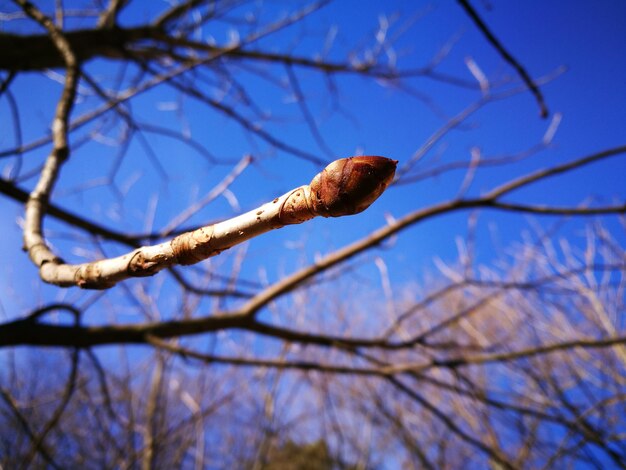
left=310, top=156, right=397, bottom=217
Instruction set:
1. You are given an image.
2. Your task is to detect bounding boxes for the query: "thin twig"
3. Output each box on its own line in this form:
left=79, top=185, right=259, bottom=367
left=457, top=0, right=549, bottom=117
left=159, top=154, right=253, bottom=237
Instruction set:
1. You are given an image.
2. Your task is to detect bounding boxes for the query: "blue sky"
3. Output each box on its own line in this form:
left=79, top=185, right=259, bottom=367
left=1, top=0, right=625, bottom=321
left=0, top=2, right=625, bottom=467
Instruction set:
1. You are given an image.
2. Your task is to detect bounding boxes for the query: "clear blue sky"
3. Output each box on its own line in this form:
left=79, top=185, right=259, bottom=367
left=0, top=0, right=625, bottom=317
left=0, top=3, right=625, bottom=467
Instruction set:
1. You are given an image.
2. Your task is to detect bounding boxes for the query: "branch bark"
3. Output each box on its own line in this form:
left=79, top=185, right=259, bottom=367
left=0, top=27, right=158, bottom=71
left=26, top=156, right=396, bottom=289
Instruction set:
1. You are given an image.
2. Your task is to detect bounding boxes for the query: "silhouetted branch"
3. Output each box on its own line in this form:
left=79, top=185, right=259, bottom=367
left=457, top=0, right=549, bottom=117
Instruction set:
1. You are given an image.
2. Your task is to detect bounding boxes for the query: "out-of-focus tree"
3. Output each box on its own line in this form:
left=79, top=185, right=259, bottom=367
left=0, top=1, right=624, bottom=469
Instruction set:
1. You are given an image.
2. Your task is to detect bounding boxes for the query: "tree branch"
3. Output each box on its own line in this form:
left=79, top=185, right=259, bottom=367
left=457, top=0, right=549, bottom=117
left=23, top=157, right=396, bottom=289
left=14, top=0, right=80, bottom=278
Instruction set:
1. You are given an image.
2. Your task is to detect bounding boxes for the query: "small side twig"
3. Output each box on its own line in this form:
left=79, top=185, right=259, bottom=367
left=457, top=0, right=549, bottom=117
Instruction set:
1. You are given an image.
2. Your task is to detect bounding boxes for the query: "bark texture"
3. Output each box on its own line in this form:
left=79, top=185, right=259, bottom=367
left=30, top=156, right=396, bottom=289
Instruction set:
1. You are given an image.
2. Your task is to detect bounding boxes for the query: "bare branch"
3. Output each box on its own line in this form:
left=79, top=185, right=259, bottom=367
left=153, top=0, right=207, bottom=30
left=14, top=0, right=80, bottom=277
left=428, top=335, right=626, bottom=369
left=24, top=157, right=396, bottom=289
left=457, top=0, right=549, bottom=117
left=0, top=389, right=64, bottom=468
left=485, top=144, right=626, bottom=199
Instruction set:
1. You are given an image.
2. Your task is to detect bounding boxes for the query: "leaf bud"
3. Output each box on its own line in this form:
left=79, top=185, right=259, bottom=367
left=309, top=156, right=397, bottom=217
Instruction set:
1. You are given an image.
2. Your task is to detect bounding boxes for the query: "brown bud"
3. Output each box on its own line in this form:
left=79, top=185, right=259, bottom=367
left=309, top=156, right=397, bottom=217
